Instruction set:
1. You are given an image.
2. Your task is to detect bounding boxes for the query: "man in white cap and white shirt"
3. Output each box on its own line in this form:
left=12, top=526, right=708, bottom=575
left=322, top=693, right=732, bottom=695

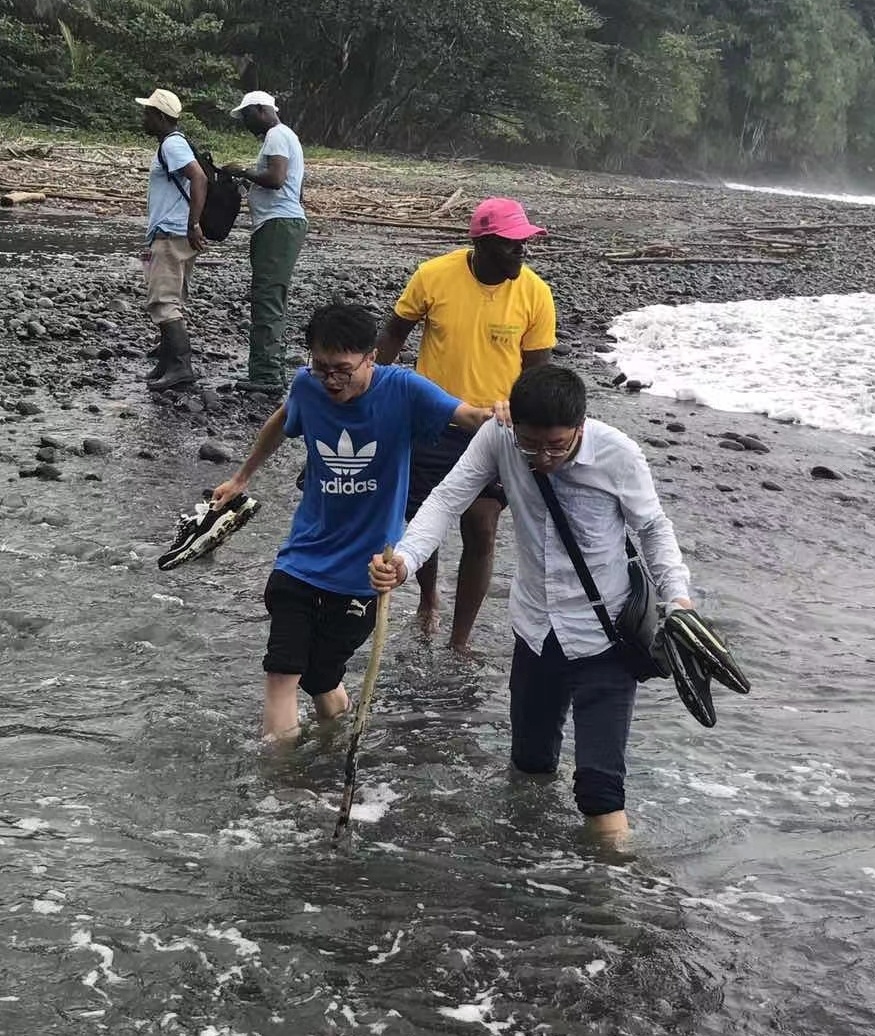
left=136, top=87, right=207, bottom=391
left=223, top=90, right=307, bottom=394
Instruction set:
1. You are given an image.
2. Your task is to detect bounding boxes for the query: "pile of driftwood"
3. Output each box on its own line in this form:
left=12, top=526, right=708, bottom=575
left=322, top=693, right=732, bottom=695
left=600, top=226, right=830, bottom=266
left=0, top=137, right=472, bottom=231
left=0, top=135, right=856, bottom=268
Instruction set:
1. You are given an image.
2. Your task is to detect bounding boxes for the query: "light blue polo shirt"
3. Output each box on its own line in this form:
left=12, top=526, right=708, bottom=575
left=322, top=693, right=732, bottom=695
left=145, top=132, right=196, bottom=243
left=248, top=123, right=306, bottom=233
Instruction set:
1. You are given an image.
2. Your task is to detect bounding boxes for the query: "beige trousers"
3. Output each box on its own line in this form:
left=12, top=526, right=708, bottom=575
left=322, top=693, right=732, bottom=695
left=144, top=233, right=197, bottom=325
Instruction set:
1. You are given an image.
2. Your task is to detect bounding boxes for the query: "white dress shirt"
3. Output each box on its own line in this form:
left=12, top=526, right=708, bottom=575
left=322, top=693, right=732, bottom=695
left=395, top=417, right=690, bottom=659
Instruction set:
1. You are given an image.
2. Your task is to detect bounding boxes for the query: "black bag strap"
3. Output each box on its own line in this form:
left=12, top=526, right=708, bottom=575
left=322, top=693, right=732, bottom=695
left=157, top=130, right=191, bottom=204
left=532, top=469, right=618, bottom=643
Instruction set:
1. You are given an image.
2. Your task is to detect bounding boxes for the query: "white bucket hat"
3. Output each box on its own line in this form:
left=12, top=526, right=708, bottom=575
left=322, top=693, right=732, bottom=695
left=135, top=88, right=182, bottom=119
left=230, top=90, right=277, bottom=118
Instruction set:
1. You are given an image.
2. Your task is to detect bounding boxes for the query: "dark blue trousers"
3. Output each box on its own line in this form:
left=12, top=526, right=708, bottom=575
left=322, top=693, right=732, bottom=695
left=509, top=629, right=638, bottom=816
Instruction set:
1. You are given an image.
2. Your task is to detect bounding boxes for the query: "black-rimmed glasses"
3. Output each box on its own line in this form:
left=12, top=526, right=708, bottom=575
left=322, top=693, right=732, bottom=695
left=306, top=353, right=370, bottom=386
left=513, top=429, right=580, bottom=460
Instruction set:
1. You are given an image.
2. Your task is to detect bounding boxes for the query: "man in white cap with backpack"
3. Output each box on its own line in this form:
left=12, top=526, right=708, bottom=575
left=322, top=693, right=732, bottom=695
left=136, top=87, right=207, bottom=391
left=223, top=90, right=307, bottom=395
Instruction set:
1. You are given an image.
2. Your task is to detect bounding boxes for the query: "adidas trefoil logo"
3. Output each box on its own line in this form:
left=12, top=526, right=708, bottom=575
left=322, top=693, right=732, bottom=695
left=316, top=429, right=378, bottom=494
left=317, top=430, right=376, bottom=475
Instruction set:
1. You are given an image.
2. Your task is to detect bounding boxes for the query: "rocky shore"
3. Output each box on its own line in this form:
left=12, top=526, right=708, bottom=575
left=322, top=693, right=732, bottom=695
left=1, top=153, right=874, bottom=625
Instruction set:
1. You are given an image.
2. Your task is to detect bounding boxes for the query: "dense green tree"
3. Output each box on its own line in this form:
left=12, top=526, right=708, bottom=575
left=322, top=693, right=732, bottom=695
left=3, top=0, right=875, bottom=172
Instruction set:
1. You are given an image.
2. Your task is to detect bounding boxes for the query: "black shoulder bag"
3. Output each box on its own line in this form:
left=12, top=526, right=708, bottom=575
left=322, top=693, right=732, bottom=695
left=532, top=470, right=669, bottom=681
left=157, top=131, right=241, bottom=242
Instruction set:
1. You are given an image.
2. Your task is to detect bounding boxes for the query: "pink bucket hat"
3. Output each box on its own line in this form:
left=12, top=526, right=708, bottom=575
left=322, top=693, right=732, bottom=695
left=469, top=197, right=547, bottom=240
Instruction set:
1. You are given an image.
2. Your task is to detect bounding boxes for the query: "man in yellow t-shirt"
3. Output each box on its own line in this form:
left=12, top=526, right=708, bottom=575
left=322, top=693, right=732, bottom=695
left=375, top=197, right=556, bottom=651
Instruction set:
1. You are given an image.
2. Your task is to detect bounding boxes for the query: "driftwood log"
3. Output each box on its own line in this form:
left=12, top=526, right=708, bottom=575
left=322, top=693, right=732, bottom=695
left=605, top=255, right=785, bottom=266
left=1, top=190, right=47, bottom=206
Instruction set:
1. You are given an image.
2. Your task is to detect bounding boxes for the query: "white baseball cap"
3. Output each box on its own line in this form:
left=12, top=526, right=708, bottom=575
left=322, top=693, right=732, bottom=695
left=135, top=88, right=182, bottom=119
left=230, top=90, right=277, bottom=118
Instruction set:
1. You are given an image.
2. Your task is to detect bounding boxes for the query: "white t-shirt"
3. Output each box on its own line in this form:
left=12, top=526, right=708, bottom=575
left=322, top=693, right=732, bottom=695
left=248, top=123, right=305, bottom=233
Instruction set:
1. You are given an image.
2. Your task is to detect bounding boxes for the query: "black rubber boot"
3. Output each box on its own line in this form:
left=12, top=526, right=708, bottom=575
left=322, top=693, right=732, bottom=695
left=145, top=325, right=170, bottom=382
left=148, top=320, right=196, bottom=392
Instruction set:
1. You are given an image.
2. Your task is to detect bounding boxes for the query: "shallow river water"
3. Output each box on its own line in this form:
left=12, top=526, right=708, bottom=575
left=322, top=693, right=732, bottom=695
left=1, top=211, right=874, bottom=1036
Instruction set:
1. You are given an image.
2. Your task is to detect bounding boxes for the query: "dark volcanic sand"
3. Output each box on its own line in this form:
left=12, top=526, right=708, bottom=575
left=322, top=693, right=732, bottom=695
left=1, top=160, right=875, bottom=1036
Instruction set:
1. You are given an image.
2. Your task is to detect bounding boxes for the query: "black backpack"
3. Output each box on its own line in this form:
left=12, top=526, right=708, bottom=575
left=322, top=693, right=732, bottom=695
left=158, top=131, right=242, bottom=242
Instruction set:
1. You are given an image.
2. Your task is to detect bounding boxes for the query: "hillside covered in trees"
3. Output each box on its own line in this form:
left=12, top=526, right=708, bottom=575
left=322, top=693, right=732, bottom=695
left=3, top=0, right=875, bottom=175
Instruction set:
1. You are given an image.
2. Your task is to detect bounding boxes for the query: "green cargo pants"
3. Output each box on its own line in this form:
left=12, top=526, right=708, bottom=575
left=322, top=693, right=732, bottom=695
left=248, top=216, right=307, bottom=385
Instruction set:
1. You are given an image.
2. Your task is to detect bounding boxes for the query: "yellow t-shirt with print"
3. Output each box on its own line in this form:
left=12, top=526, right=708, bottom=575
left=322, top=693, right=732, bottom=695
left=394, top=248, right=556, bottom=407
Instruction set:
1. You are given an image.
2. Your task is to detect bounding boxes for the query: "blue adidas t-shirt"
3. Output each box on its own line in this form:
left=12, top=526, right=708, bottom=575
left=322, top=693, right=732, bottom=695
left=276, top=365, right=460, bottom=596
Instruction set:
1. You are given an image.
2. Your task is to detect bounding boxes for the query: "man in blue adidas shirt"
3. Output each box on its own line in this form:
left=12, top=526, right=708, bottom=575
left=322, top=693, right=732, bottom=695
left=212, top=303, right=499, bottom=742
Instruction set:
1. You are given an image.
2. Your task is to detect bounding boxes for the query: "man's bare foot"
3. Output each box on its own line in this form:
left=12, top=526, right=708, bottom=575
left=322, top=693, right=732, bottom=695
left=416, top=602, right=441, bottom=636
left=448, top=639, right=485, bottom=661
left=263, top=724, right=302, bottom=745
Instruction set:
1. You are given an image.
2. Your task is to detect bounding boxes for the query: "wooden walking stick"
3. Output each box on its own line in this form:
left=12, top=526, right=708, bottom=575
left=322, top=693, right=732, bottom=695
left=332, top=546, right=394, bottom=843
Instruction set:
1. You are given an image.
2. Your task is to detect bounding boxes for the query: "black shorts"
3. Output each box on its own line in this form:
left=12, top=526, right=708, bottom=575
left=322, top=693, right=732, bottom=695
left=406, top=425, right=507, bottom=521
left=263, top=570, right=377, bottom=696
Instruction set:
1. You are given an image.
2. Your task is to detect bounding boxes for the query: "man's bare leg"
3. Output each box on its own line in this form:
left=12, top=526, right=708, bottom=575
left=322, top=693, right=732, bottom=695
left=415, top=550, right=441, bottom=634
left=263, top=673, right=302, bottom=742
left=450, top=498, right=502, bottom=652
left=313, top=683, right=350, bottom=723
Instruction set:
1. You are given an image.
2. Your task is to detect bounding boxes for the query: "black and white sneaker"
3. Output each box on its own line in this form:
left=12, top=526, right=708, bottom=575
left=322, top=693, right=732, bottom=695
left=157, top=492, right=261, bottom=571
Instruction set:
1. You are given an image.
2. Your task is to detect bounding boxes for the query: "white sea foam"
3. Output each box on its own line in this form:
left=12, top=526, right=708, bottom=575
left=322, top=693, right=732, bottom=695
left=203, top=923, right=260, bottom=958
left=606, top=293, right=875, bottom=436
left=724, top=181, right=875, bottom=206
left=350, top=782, right=401, bottom=823
left=368, top=929, right=405, bottom=965
left=438, top=993, right=513, bottom=1032
left=526, top=879, right=572, bottom=895
left=71, top=927, right=125, bottom=992
left=687, top=778, right=739, bottom=800
left=32, top=898, right=64, bottom=914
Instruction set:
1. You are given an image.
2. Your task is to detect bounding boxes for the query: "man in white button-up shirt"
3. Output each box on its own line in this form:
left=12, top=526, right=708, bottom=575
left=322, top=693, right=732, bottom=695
left=370, top=365, right=692, bottom=839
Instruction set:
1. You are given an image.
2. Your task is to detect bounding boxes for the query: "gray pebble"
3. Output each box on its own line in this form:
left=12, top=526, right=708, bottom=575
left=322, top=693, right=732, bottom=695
left=762, top=480, right=783, bottom=491
left=666, top=422, right=686, bottom=433
left=82, top=437, right=111, bottom=456
left=738, top=435, right=770, bottom=453
left=19, top=462, right=61, bottom=481
left=198, top=439, right=233, bottom=463
left=718, top=439, right=746, bottom=451
left=810, top=465, right=842, bottom=480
